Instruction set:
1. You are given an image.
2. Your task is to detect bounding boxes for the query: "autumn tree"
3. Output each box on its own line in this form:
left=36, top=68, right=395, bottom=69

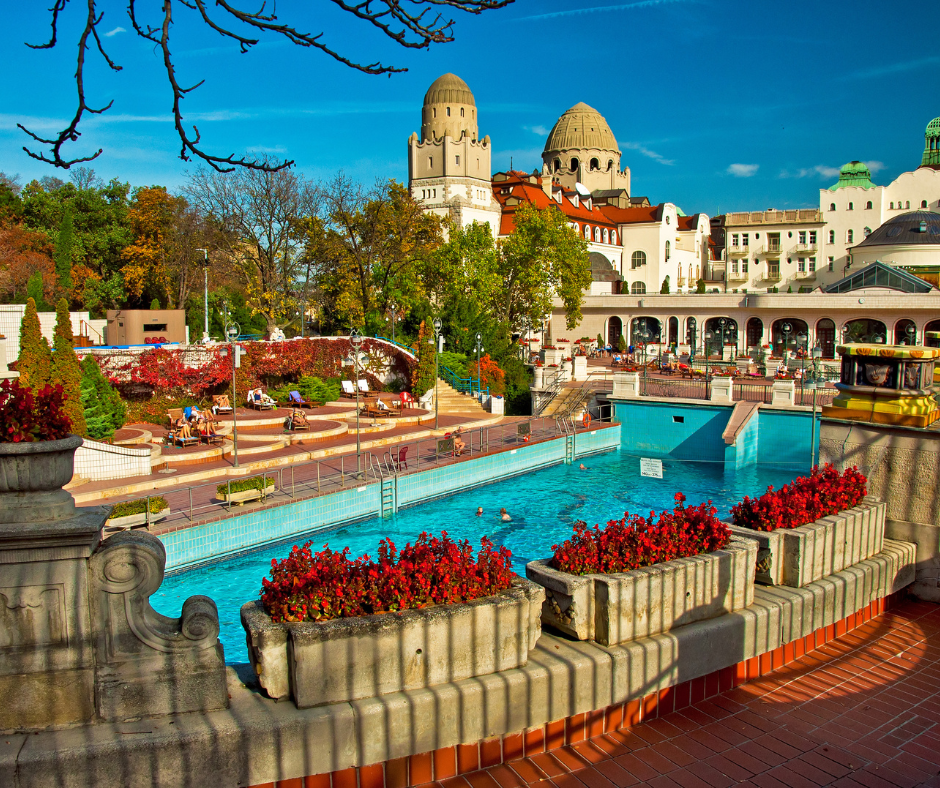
left=0, top=220, right=54, bottom=304
left=308, top=177, right=442, bottom=334
left=51, top=298, right=86, bottom=437
left=186, top=163, right=316, bottom=333
left=411, top=320, right=437, bottom=398
left=16, top=297, right=51, bottom=389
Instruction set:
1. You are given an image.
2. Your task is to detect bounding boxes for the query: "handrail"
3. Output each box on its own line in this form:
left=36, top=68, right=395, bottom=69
left=80, top=319, right=103, bottom=345
left=372, top=335, right=418, bottom=360
left=440, top=364, right=488, bottom=398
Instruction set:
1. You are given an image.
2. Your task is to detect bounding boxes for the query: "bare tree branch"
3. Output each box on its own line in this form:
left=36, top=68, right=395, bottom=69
left=18, top=0, right=513, bottom=172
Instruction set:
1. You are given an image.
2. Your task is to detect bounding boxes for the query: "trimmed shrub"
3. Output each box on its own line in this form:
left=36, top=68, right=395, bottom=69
left=81, top=355, right=126, bottom=441
left=51, top=298, right=86, bottom=437
left=17, top=297, right=52, bottom=389
left=217, top=475, right=275, bottom=497
left=109, top=496, right=169, bottom=519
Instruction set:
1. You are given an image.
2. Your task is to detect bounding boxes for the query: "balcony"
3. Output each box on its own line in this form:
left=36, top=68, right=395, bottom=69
left=794, top=243, right=818, bottom=254
left=794, top=269, right=817, bottom=279
left=761, top=243, right=782, bottom=258
left=727, top=245, right=750, bottom=257
left=727, top=269, right=749, bottom=281
left=761, top=267, right=782, bottom=282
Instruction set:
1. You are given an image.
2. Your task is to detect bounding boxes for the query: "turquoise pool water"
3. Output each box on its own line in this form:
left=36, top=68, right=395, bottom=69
left=154, top=449, right=800, bottom=663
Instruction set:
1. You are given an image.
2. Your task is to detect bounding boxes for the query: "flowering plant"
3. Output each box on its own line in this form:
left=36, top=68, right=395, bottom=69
left=730, top=465, right=866, bottom=532
left=0, top=379, right=72, bottom=443
left=542, top=345, right=558, bottom=350
left=550, top=494, right=730, bottom=575
left=261, top=532, right=514, bottom=623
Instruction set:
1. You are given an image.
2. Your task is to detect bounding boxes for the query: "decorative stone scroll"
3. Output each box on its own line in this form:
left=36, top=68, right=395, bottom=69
left=88, top=530, right=229, bottom=721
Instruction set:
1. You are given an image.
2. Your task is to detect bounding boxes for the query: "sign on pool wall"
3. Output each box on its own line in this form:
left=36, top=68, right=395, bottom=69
left=640, top=458, right=663, bottom=478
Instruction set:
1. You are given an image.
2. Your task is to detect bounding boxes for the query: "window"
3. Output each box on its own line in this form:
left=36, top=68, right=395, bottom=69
left=742, top=233, right=749, bottom=247
left=603, top=229, right=609, bottom=244
left=866, top=201, right=873, bottom=209
left=455, top=155, right=460, bottom=165
left=631, top=282, right=646, bottom=294
left=847, top=229, right=854, bottom=243
left=906, top=201, right=911, bottom=209
left=799, top=231, right=806, bottom=244
left=742, top=260, right=749, bottom=273
left=594, top=227, right=601, bottom=242
left=830, top=203, right=836, bottom=211
left=446, top=107, right=451, bottom=116
left=890, top=202, right=894, bottom=209
left=590, top=158, right=600, bottom=170
left=553, top=158, right=561, bottom=172
left=848, top=202, right=854, bottom=210
left=631, top=250, right=647, bottom=268
left=460, top=108, right=464, bottom=118
left=809, top=231, right=817, bottom=244
left=798, top=258, right=806, bottom=273
left=584, top=225, right=591, bottom=240
left=433, top=189, right=436, bottom=197
left=665, top=240, right=671, bottom=261
left=731, top=233, right=739, bottom=247
left=923, top=200, right=929, bottom=209
left=731, top=261, right=738, bottom=274
left=570, top=157, right=580, bottom=171
left=573, top=223, right=579, bottom=234
left=828, top=257, right=834, bottom=272
left=809, top=258, right=817, bottom=273
left=432, top=108, right=436, bottom=118
left=829, top=230, right=835, bottom=244
left=768, top=262, right=780, bottom=277
left=864, top=227, right=871, bottom=237
left=144, top=323, right=168, bottom=332
left=428, top=156, right=433, bottom=168
left=611, top=230, right=617, bottom=245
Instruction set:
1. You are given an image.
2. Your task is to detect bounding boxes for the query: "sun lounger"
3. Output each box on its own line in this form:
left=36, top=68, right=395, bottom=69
left=341, top=380, right=357, bottom=398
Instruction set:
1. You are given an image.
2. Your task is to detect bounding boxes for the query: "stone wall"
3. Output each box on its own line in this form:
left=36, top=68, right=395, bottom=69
left=820, top=419, right=940, bottom=601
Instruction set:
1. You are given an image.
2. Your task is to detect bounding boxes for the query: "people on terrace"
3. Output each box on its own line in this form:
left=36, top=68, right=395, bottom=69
left=453, top=426, right=466, bottom=456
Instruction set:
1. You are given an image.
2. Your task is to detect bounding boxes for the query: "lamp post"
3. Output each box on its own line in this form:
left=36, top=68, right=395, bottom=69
left=797, top=332, right=808, bottom=403
left=349, top=329, right=363, bottom=478
left=225, top=321, right=240, bottom=468
left=705, top=330, right=713, bottom=392
left=433, top=317, right=442, bottom=430
left=905, top=323, right=916, bottom=345
left=197, top=248, right=209, bottom=343
left=780, top=322, right=792, bottom=363
left=719, top=317, right=728, bottom=364
left=475, top=332, right=484, bottom=395
left=390, top=304, right=398, bottom=344
left=808, top=344, right=823, bottom=469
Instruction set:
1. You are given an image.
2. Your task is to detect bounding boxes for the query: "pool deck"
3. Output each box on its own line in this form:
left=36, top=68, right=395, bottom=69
left=350, top=597, right=940, bottom=788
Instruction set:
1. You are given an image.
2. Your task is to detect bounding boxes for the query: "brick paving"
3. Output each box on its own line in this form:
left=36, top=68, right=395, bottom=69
left=425, top=599, right=940, bottom=788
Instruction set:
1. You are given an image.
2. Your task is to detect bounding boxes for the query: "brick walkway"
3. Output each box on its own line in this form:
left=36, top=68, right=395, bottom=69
left=431, top=599, right=940, bottom=788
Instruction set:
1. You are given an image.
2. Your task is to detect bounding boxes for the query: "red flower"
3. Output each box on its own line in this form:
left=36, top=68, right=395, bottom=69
left=0, top=380, right=72, bottom=443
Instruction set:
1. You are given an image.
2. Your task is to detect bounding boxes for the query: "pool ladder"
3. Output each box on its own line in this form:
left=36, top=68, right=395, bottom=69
left=380, top=476, right=397, bottom=518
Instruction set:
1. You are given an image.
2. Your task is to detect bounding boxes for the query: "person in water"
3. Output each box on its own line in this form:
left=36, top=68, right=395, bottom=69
left=579, top=463, right=587, bottom=470
left=500, top=507, right=511, bottom=521
left=476, top=507, right=483, bottom=516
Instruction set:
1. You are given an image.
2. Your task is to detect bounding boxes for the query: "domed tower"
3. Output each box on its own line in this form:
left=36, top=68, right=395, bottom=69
left=921, top=116, right=940, bottom=169
left=828, top=161, right=876, bottom=190
left=541, top=103, right=630, bottom=195
left=408, top=73, right=499, bottom=235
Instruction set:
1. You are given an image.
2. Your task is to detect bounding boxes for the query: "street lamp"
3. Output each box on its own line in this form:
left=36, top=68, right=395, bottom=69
left=389, top=304, right=398, bottom=344
left=780, top=322, right=792, bottom=361
left=224, top=321, right=240, bottom=468
left=797, top=332, right=808, bottom=402
left=542, top=313, right=550, bottom=348
left=475, top=332, right=484, bottom=395
left=197, top=248, right=209, bottom=343
left=433, top=317, right=443, bottom=430
left=349, top=329, right=363, bottom=478
left=807, top=344, right=823, bottom=469
left=905, top=323, right=917, bottom=345
left=719, top=317, right=728, bottom=363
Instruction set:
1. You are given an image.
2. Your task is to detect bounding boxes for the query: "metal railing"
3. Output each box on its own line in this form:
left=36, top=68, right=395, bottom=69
left=440, top=365, right=489, bottom=398
left=104, top=415, right=617, bottom=532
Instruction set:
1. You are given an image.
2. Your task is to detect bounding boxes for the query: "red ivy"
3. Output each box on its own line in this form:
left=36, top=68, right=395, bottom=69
left=261, top=531, right=514, bottom=623
left=730, top=464, right=867, bottom=532
left=550, top=493, right=731, bottom=575
left=0, top=379, right=72, bottom=442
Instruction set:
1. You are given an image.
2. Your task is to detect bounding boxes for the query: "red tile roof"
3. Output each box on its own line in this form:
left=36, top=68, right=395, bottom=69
left=597, top=204, right=663, bottom=225
left=492, top=172, right=618, bottom=238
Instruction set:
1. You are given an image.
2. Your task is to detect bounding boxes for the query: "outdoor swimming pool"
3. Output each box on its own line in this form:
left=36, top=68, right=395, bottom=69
left=154, top=448, right=800, bottom=663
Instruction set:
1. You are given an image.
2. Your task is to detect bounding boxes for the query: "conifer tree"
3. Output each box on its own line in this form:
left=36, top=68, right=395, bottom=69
left=26, top=272, right=49, bottom=311
left=80, top=355, right=125, bottom=441
left=54, top=210, right=74, bottom=293
left=52, top=298, right=86, bottom=436
left=660, top=276, right=670, bottom=294
left=17, top=297, right=52, bottom=389
left=411, top=320, right=437, bottom=397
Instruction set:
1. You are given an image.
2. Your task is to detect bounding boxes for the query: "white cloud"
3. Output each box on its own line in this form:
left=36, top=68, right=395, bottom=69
left=727, top=163, right=758, bottom=178
left=841, top=55, right=940, bottom=81
left=865, top=160, right=886, bottom=173
left=515, top=0, right=696, bottom=22
left=779, top=164, right=840, bottom=180
left=622, top=141, right=674, bottom=166
left=526, top=125, right=550, bottom=136
left=105, top=27, right=126, bottom=37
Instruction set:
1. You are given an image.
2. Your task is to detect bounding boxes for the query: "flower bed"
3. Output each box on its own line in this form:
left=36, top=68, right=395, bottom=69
left=728, top=465, right=883, bottom=587
left=216, top=475, right=276, bottom=503
left=526, top=495, right=756, bottom=645
left=243, top=533, right=543, bottom=706
left=0, top=380, right=72, bottom=443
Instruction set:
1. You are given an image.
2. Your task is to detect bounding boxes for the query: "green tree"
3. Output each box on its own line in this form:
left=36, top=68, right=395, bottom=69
left=26, top=271, right=49, bottom=311
left=617, top=335, right=627, bottom=353
left=411, top=320, right=436, bottom=398
left=150, top=297, right=161, bottom=310
left=80, top=355, right=126, bottom=441
left=54, top=209, right=74, bottom=294
left=16, top=297, right=51, bottom=388
left=51, top=298, right=86, bottom=436
left=696, top=278, right=706, bottom=294
left=495, top=201, right=591, bottom=331
left=660, top=276, right=670, bottom=294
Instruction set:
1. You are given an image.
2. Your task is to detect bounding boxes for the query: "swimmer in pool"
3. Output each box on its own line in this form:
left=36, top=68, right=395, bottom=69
left=476, top=507, right=483, bottom=516
left=579, top=463, right=587, bottom=470
left=500, top=507, right=511, bottom=522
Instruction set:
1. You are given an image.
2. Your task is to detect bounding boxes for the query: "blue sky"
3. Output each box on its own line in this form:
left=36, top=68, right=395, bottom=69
left=2, top=0, right=939, bottom=216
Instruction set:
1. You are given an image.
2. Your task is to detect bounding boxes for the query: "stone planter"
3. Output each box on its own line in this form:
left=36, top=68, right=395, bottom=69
left=525, top=537, right=757, bottom=646
left=0, top=434, right=83, bottom=523
left=218, top=483, right=276, bottom=504
left=533, top=366, right=544, bottom=388
left=241, top=577, right=545, bottom=707
left=104, top=510, right=168, bottom=531
left=572, top=356, right=587, bottom=380
left=541, top=348, right=565, bottom=366
left=728, top=499, right=885, bottom=587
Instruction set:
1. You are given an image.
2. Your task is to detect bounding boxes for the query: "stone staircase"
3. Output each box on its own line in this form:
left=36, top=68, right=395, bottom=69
left=541, top=383, right=591, bottom=418
left=433, top=379, right=489, bottom=415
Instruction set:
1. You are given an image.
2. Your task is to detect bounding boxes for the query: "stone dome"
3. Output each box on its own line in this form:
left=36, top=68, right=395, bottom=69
left=423, top=73, right=476, bottom=107
left=543, top=103, right=619, bottom=154
left=923, top=116, right=940, bottom=169
left=927, top=117, right=940, bottom=135
left=829, top=161, right=876, bottom=190
left=857, top=211, right=940, bottom=247
left=420, top=73, right=478, bottom=142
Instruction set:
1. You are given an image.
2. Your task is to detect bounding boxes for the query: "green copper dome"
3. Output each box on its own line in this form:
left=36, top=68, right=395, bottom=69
left=828, top=161, right=876, bottom=191
left=922, top=116, right=940, bottom=169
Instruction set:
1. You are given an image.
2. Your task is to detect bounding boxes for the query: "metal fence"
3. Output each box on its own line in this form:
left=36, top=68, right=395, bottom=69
left=113, top=414, right=615, bottom=532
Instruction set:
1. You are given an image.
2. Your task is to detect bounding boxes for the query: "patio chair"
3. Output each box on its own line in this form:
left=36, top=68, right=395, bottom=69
left=385, top=445, right=409, bottom=472
left=166, top=408, right=184, bottom=430
left=357, top=379, right=371, bottom=395
left=287, top=390, right=314, bottom=408
left=399, top=391, right=416, bottom=409
left=341, top=380, right=357, bottom=398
